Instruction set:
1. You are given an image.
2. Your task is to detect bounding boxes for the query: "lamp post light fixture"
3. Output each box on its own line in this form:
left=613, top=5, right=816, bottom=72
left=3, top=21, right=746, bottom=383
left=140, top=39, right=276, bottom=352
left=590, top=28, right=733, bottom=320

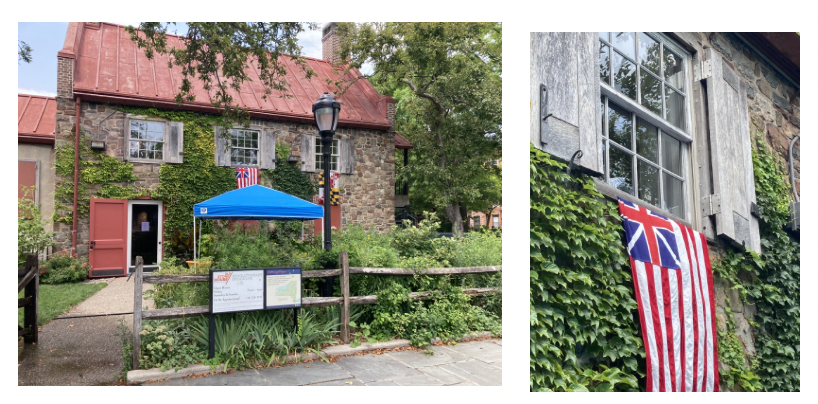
left=312, top=92, right=341, bottom=297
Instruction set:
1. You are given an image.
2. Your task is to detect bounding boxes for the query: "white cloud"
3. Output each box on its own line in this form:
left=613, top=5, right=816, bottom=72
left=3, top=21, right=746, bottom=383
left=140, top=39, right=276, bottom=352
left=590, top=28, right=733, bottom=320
left=18, top=88, right=56, bottom=97
left=297, top=22, right=325, bottom=59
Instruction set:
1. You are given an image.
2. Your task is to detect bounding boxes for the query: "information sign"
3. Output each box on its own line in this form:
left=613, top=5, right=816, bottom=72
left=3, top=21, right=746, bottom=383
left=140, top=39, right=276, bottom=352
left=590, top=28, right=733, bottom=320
left=211, top=269, right=264, bottom=314
left=265, top=268, right=302, bottom=309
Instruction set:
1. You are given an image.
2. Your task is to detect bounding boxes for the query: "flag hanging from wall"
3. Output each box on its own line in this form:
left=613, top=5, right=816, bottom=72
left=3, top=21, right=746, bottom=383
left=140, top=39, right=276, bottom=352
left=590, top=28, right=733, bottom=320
left=317, top=171, right=340, bottom=205
left=235, top=167, right=259, bottom=189
left=618, top=198, right=720, bottom=392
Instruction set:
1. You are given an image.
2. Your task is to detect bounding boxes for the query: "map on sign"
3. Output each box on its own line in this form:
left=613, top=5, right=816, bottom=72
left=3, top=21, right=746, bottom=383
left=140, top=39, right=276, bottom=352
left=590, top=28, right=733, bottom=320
left=265, top=268, right=301, bottom=309
left=211, top=270, right=264, bottom=314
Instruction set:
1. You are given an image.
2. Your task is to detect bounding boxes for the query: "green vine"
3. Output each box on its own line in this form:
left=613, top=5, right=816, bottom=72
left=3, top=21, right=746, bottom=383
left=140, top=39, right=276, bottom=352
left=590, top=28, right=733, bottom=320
left=53, top=131, right=143, bottom=224
left=716, top=302, right=762, bottom=391
left=530, top=144, right=642, bottom=392
left=712, top=132, right=800, bottom=391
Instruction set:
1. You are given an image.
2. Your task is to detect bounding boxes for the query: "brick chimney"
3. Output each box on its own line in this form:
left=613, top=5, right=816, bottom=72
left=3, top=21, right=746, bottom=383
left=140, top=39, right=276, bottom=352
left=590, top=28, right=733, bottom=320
left=322, top=22, right=341, bottom=65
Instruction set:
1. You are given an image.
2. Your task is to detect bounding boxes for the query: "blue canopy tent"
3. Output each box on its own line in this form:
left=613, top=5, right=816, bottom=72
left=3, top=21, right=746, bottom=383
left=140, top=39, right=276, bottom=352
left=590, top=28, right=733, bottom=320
left=191, top=184, right=323, bottom=262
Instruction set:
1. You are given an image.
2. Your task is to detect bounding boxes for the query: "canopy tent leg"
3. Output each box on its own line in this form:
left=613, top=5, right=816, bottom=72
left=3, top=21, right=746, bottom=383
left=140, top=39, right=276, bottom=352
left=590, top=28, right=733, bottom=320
left=193, top=217, right=196, bottom=266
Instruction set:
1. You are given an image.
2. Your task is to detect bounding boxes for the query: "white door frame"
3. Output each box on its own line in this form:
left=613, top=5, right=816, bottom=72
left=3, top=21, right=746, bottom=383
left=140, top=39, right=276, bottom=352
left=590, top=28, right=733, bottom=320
left=127, top=200, right=163, bottom=272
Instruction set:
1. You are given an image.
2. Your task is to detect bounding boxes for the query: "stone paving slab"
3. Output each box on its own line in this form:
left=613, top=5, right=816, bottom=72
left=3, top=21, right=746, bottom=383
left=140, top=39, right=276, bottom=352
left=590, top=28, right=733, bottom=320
left=417, top=366, right=470, bottom=385
left=440, top=339, right=502, bottom=364
left=309, top=378, right=367, bottom=386
left=390, top=373, right=447, bottom=386
left=256, top=360, right=352, bottom=386
left=438, top=359, right=502, bottom=386
left=184, top=370, right=269, bottom=386
left=333, top=354, right=423, bottom=383
left=385, top=345, right=468, bottom=368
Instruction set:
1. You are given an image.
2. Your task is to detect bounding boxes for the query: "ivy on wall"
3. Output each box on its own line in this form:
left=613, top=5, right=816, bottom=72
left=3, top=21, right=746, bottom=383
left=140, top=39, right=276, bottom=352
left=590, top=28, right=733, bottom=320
left=53, top=131, right=146, bottom=224
left=530, top=144, right=643, bottom=392
left=713, top=132, right=800, bottom=392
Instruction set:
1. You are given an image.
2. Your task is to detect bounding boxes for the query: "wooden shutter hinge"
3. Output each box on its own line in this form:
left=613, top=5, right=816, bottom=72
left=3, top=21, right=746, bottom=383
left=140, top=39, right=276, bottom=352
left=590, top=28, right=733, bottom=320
left=694, top=60, right=712, bottom=82
left=701, top=194, right=721, bottom=216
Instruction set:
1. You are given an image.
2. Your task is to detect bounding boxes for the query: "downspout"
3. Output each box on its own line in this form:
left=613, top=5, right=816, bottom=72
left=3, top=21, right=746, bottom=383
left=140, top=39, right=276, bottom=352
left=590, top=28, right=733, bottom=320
left=72, top=96, right=81, bottom=255
left=789, top=134, right=800, bottom=203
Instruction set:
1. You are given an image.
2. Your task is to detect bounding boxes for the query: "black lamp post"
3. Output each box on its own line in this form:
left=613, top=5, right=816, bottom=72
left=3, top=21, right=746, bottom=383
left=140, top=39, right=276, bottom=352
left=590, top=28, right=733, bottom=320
left=312, top=92, right=341, bottom=297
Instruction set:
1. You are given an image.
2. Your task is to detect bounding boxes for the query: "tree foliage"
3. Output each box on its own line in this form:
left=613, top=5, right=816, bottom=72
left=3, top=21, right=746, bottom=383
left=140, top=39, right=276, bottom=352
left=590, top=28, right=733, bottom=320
left=127, top=22, right=316, bottom=125
left=335, top=22, right=502, bottom=236
left=18, top=39, right=32, bottom=64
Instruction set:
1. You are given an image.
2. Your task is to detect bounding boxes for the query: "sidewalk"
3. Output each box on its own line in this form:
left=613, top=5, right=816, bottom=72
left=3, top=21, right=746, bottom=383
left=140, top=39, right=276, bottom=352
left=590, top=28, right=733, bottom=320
left=17, top=277, right=153, bottom=386
left=143, top=338, right=502, bottom=386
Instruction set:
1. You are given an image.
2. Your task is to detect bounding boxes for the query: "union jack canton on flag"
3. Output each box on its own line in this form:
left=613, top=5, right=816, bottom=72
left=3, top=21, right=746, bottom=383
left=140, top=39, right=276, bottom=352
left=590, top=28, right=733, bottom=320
left=235, top=167, right=259, bottom=189
left=618, top=198, right=719, bottom=392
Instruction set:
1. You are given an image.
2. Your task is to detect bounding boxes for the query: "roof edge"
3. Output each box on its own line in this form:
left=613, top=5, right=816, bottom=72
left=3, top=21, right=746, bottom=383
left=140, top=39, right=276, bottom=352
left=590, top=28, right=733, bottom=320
left=58, top=22, right=83, bottom=59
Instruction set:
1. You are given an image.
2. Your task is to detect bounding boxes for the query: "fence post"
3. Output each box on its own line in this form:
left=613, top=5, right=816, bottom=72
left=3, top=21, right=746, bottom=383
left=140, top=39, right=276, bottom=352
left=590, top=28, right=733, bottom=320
left=340, top=251, right=350, bottom=344
left=132, top=256, right=143, bottom=371
left=23, top=255, right=39, bottom=344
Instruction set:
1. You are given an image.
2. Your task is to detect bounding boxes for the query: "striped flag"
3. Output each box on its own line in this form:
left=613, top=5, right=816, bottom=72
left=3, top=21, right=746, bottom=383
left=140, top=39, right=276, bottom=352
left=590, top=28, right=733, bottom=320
left=235, top=167, right=258, bottom=189
left=618, top=198, right=719, bottom=392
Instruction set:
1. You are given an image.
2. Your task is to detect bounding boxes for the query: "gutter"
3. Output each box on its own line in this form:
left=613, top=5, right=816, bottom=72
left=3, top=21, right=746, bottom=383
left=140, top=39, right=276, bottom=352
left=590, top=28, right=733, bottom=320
left=72, top=96, right=80, bottom=255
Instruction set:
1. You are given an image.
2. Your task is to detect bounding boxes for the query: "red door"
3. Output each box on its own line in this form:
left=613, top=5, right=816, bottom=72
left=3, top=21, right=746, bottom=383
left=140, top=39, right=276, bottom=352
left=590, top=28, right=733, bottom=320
left=89, top=199, right=128, bottom=277
left=314, top=204, right=341, bottom=236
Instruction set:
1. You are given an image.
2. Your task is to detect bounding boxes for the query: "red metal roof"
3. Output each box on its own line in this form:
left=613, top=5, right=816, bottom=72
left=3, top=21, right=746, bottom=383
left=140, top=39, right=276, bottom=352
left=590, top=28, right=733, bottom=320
left=18, top=94, right=56, bottom=144
left=60, top=22, right=392, bottom=130
left=394, top=133, right=413, bottom=149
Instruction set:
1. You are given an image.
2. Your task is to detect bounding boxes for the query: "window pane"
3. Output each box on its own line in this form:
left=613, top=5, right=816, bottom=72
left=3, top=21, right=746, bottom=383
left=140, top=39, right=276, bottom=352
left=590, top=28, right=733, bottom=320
left=637, top=160, right=660, bottom=206
left=638, top=33, right=660, bottom=75
left=612, top=50, right=636, bottom=100
left=665, top=85, right=686, bottom=130
left=155, top=151, right=163, bottom=160
left=612, top=32, right=636, bottom=60
left=607, top=102, right=632, bottom=148
left=601, top=139, right=607, bottom=178
left=130, top=142, right=139, bottom=158
left=664, top=49, right=684, bottom=90
left=663, top=173, right=684, bottom=217
left=636, top=117, right=658, bottom=163
left=640, top=70, right=662, bottom=116
left=599, top=32, right=609, bottom=42
left=662, top=132, right=682, bottom=176
left=599, top=44, right=610, bottom=84
left=248, top=150, right=258, bottom=165
left=130, top=129, right=140, bottom=139
left=138, top=149, right=147, bottom=159
left=609, top=144, right=634, bottom=195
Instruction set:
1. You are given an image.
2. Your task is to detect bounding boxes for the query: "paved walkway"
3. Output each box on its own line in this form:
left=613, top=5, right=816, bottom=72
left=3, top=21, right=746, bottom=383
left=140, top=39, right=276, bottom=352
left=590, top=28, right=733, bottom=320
left=144, top=338, right=502, bottom=386
left=18, top=277, right=153, bottom=386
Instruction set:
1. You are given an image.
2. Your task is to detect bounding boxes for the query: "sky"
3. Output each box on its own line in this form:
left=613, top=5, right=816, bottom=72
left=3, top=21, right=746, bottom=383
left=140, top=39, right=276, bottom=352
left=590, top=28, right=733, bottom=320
left=17, top=22, right=328, bottom=97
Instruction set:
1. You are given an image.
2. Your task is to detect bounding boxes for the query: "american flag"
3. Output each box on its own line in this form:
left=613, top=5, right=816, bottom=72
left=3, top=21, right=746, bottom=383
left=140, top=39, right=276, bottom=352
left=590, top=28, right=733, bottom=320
left=235, top=167, right=258, bottom=189
left=619, top=198, right=719, bottom=392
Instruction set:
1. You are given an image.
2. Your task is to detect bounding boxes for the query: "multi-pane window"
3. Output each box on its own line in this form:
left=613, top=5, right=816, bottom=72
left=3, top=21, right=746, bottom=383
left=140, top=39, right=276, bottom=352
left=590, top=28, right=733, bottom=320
left=129, top=120, right=164, bottom=160
left=315, top=138, right=339, bottom=171
left=599, top=32, right=689, bottom=219
left=230, top=129, right=259, bottom=166
left=492, top=215, right=500, bottom=229
left=599, top=32, right=687, bottom=131
left=473, top=216, right=481, bottom=228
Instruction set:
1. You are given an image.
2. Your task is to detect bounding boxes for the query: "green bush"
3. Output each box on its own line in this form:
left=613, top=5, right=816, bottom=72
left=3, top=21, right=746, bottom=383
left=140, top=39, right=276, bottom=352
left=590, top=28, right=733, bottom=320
left=18, top=187, right=54, bottom=267
left=139, top=321, right=205, bottom=371
left=39, top=252, right=89, bottom=284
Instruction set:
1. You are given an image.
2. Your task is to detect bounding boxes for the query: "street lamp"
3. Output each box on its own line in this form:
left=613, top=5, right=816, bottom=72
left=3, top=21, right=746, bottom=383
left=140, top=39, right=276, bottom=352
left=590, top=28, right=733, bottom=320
left=312, top=92, right=341, bottom=297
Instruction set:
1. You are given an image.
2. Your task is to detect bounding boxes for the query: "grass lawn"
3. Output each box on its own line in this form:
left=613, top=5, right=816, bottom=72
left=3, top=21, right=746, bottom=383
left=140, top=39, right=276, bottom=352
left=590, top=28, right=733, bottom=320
left=18, top=282, right=107, bottom=327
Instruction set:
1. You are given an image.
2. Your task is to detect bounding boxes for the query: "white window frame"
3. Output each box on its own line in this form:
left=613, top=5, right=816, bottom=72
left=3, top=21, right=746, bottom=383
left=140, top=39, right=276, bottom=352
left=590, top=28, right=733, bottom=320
left=492, top=215, right=500, bottom=229
left=128, top=119, right=166, bottom=162
left=126, top=200, right=163, bottom=271
left=229, top=128, right=260, bottom=167
left=597, top=32, right=694, bottom=222
left=315, top=138, right=340, bottom=172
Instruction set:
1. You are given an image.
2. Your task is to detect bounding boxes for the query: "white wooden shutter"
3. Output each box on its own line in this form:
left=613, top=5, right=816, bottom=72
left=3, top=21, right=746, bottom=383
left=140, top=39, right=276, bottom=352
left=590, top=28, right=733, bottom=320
left=214, top=127, right=231, bottom=167
left=164, top=121, right=184, bottom=164
left=259, top=130, right=276, bottom=170
left=701, top=48, right=760, bottom=253
left=301, top=134, right=316, bottom=173
left=530, top=32, right=602, bottom=176
left=340, top=138, right=355, bottom=174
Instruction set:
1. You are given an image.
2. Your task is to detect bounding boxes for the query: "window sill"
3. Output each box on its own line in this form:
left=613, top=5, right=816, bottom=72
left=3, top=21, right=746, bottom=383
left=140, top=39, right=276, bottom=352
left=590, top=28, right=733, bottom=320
left=126, top=158, right=164, bottom=165
left=593, top=178, right=693, bottom=229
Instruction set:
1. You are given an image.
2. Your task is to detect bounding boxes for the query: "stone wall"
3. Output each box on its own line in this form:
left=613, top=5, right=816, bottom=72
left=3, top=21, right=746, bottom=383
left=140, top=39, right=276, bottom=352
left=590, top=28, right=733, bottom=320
left=695, top=32, right=799, bottom=391
left=53, top=100, right=396, bottom=257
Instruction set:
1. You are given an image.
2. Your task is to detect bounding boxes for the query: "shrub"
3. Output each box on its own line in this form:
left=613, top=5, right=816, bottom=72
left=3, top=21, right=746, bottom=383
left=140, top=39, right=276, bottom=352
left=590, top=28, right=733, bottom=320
left=18, top=187, right=54, bottom=267
left=39, top=252, right=89, bottom=284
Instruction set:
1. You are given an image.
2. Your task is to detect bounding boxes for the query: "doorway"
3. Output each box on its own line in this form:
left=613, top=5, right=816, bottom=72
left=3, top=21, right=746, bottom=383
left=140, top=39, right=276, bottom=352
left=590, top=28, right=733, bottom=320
left=127, top=201, right=163, bottom=272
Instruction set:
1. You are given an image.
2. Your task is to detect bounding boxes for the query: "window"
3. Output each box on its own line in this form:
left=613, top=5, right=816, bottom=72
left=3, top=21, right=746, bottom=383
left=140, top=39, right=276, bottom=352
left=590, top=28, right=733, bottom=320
left=230, top=129, right=259, bottom=166
left=473, top=216, right=481, bottom=228
left=129, top=120, right=164, bottom=160
left=492, top=215, right=500, bottom=229
left=599, top=32, right=690, bottom=219
left=315, top=138, right=339, bottom=171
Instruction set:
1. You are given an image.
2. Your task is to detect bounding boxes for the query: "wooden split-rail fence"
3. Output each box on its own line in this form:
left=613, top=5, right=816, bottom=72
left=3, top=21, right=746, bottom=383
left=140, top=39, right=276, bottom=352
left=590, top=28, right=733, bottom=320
left=131, top=252, right=501, bottom=370
left=18, top=255, right=39, bottom=343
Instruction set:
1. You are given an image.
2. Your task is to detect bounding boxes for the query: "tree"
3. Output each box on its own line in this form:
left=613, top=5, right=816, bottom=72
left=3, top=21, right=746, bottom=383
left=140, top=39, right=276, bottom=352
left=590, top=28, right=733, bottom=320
left=18, top=187, right=54, bottom=267
left=127, top=22, right=317, bottom=124
left=18, top=40, right=32, bottom=63
left=334, top=22, right=502, bottom=236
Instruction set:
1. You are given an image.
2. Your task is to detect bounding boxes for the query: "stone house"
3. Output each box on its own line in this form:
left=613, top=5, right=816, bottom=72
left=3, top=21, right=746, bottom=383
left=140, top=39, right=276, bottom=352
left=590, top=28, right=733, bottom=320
left=531, top=32, right=799, bottom=389
left=52, top=22, right=411, bottom=276
left=18, top=94, right=57, bottom=236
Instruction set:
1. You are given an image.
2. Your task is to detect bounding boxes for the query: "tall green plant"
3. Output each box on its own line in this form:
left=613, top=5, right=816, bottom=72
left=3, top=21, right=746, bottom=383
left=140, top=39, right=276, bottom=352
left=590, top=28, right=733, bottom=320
left=18, top=187, right=54, bottom=267
left=530, top=144, right=642, bottom=391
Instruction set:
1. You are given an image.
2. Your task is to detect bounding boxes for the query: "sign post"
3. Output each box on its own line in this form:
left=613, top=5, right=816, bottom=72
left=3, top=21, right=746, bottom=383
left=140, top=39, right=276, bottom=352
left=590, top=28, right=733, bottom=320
left=208, top=267, right=302, bottom=359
